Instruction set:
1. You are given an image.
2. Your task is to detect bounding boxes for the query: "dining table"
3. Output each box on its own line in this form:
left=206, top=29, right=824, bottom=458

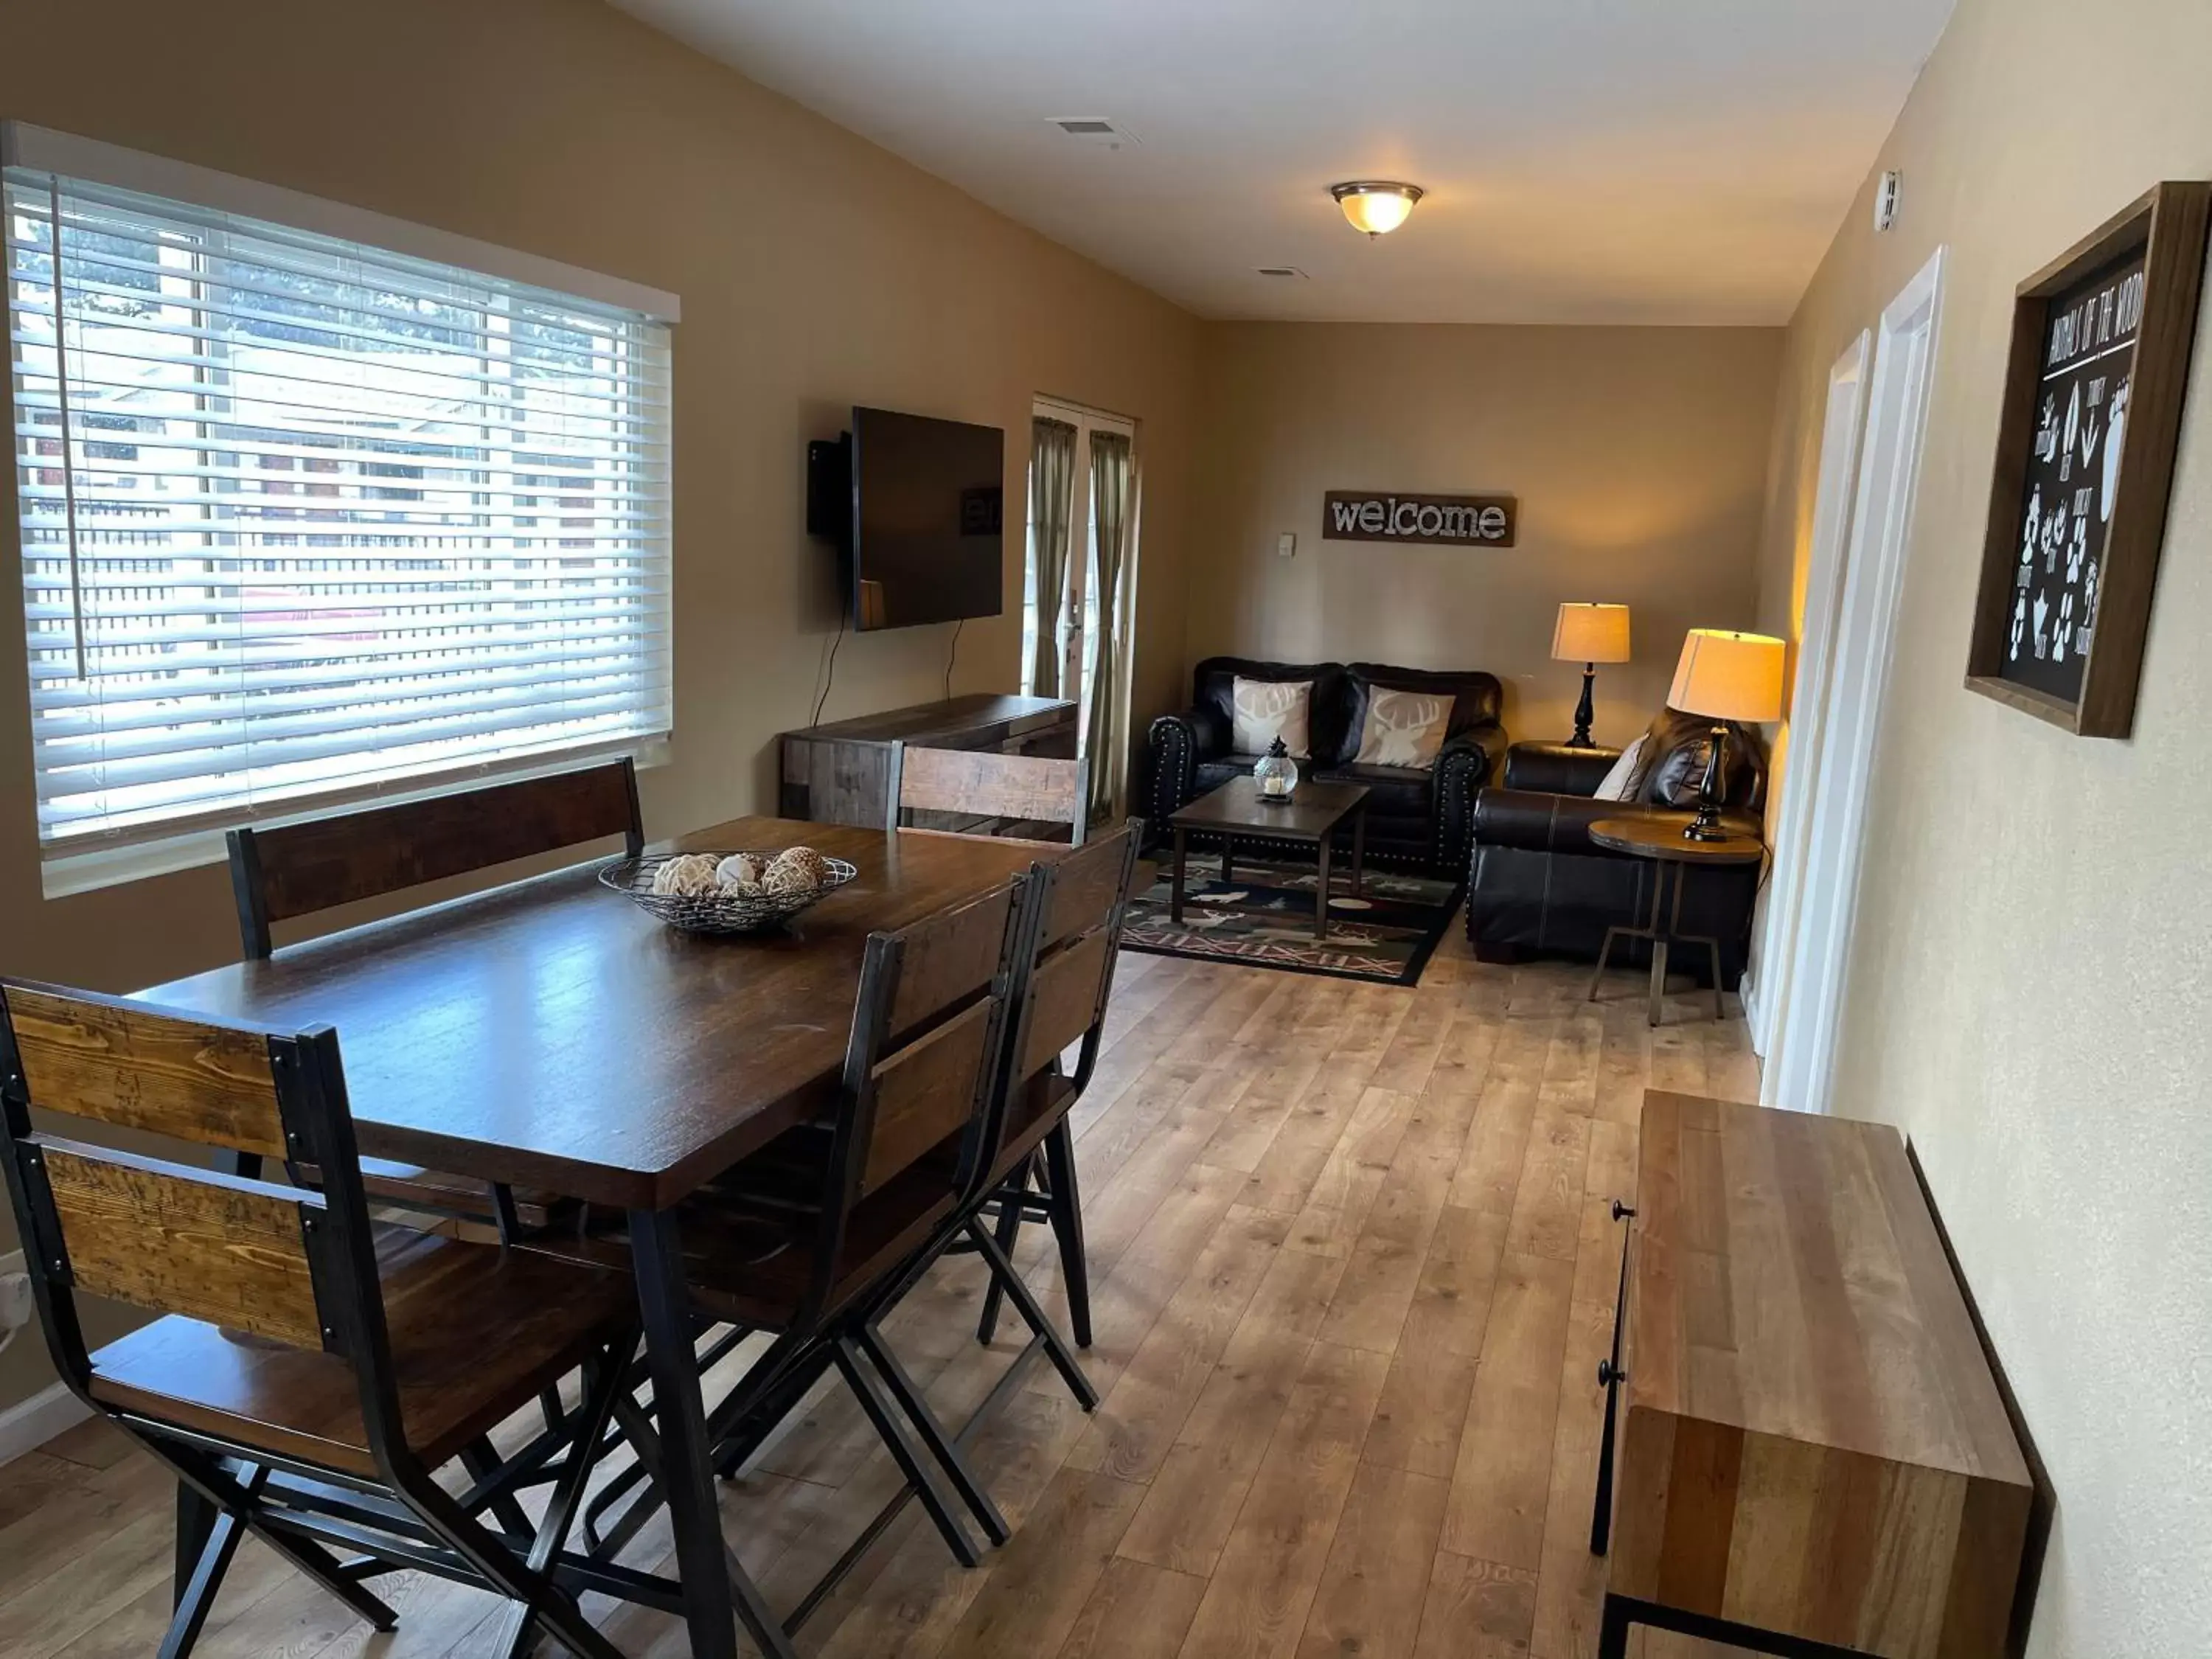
left=133, top=814, right=1066, bottom=1659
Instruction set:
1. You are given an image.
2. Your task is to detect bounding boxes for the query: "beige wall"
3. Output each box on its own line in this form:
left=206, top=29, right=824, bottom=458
left=0, top=0, right=1203, bottom=1413
left=1751, top=0, right=2212, bottom=1651
left=1187, top=324, right=1782, bottom=745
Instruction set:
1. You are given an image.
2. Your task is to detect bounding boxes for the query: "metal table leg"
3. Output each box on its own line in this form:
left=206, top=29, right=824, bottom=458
left=1599, top=1592, right=1874, bottom=1659
left=175, top=1482, right=219, bottom=1610
left=1349, top=808, right=1366, bottom=900
left=1594, top=857, right=1735, bottom=1026
left=1314, top=830, right=1332, bottom=941
left=628, top=1206, right=793, bottom=1659
left=1599, top=1594, right=1634, bottom=1659
left=1646, top=863, right=1676, bottom=1028
left=1169, top=826, right=1188, bottom=924
left=1587, top=927, right=1621, bottom=1003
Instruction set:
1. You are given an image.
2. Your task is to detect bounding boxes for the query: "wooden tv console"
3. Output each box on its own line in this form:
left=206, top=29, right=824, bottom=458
left=1591, top=1091, right=2034, bottom=1659
left=778, top=694, right=1077, bottom=827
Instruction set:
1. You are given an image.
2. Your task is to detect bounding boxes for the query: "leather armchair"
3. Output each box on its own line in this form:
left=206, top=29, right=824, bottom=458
left=1146, top=655, right=1505, bottom=876
left=1467, top=718, right=1767, bottom=987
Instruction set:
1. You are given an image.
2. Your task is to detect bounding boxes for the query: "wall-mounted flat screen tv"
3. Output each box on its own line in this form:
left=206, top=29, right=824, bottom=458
left=846, top=406, right=1005, bottom=631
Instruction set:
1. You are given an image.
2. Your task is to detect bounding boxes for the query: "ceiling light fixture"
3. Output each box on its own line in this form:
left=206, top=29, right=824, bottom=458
left=1329, top=180, right=1425, bottom=237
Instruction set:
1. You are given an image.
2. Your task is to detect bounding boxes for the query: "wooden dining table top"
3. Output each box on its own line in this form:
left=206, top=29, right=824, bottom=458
left=133, top=816, right=1060, bottom=1211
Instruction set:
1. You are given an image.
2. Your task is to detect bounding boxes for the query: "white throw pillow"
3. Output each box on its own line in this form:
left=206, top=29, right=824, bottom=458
left=1593, top=734, right=1647, bottom=801
left=1354, top=687, right=1453, bottom=768
left=1231, top=677, right=1312, bottom=757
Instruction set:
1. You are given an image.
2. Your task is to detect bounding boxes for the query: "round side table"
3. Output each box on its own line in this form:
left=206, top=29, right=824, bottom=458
left=1585, top=818, right=1764, bottom=1027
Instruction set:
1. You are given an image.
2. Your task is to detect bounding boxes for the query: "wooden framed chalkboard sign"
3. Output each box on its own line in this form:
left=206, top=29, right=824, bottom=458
left=1965, top=181, right=2211, bottom=737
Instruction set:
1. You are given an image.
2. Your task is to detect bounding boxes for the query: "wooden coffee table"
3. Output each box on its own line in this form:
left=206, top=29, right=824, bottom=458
left=1168, top=776, right=1369, bottom=941
left=1586, top=816, right=1764, bottom=1026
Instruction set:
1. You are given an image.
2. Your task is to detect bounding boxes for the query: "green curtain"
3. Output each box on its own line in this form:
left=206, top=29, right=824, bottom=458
left=1085, top=429, right=1134, bottom=818
left=1026, top=417, right=1077, bottom=698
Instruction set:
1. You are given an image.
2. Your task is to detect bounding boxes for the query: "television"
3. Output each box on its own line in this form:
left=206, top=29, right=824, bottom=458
left=810, top=407, right=1006, bottom=631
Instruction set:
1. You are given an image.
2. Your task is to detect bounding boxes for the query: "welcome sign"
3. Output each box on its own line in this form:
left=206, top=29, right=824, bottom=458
left=1323, top=490, right=1517, bottom=547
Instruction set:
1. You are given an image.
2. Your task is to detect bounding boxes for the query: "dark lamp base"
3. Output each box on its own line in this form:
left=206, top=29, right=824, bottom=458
left=1681, top=809, right=1729, bottom=843
left=1680, top=723, right=1731, bottom=842
left=1565, top=663, right=1598, bottom=747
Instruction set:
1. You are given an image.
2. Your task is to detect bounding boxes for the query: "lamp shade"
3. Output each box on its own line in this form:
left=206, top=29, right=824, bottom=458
left=1551, top=602, right=1631, bottom=664
left=1668, top=629, right=1785, bottom=723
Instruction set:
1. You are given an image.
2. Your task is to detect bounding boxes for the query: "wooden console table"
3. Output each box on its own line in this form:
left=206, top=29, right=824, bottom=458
left=778, top=694, right=1076, bottom=827
left=1593, top=1092, right=2033, bottom=1659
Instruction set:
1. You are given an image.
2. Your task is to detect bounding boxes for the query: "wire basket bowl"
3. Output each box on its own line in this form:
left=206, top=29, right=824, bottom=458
left=598, top=852, right=859, bottom=936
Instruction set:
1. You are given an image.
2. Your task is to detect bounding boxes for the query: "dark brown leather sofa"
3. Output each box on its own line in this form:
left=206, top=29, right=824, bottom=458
left=1145, top=656, right=1505, bottom=876
left=1467, top=709, right=1768, bottom=986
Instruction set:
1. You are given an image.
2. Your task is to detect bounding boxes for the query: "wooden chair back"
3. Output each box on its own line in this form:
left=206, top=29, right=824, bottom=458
left=1008, top=824, right=1141, bottom=1096
left=0, top=981, right=399, bottom=1439
left=887, top=744, right=1090, bottom=846
left=226, top=759, right=644, bottom=957
left=805, top=875, right=1040, bottom=1315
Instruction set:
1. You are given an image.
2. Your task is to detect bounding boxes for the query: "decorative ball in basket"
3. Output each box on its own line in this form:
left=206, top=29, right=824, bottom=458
left=600, top=845, right=857, bottom=936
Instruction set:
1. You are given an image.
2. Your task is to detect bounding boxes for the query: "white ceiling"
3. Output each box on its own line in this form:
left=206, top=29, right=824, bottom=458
left=611, top=0, right=1954, bottom=326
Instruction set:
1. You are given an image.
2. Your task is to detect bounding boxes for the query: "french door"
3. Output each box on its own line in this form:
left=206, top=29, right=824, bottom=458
left=1024, top=398, right=1137, bottom=771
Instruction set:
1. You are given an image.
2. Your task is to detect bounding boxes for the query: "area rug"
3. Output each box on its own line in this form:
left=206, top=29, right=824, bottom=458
left=1120, top=856, right=1461, bottom=986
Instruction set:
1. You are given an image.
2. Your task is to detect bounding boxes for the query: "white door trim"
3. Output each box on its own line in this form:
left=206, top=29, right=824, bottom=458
left=1765, top=247, right=1946, bottom=1115
left=1745, top=330, right=1871, bottom=1057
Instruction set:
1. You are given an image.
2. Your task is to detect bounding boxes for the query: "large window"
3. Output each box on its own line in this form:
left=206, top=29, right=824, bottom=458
left=5, top=136, right=674, bottom=869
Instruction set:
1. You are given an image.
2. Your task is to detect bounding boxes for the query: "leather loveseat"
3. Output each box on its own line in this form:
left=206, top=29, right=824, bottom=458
left=1467, top=708, right=1767, bottom=986
left=1145, top=656, right=1506, bottom=876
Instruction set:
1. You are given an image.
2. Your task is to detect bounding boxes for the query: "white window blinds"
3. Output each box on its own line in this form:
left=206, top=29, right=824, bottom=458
left=6, top=165, right=673, bottom=854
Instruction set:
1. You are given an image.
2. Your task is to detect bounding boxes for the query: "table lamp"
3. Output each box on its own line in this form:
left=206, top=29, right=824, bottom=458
left=1667, top=628, right=1785, bottom=841
left=1551, top=603, right=1631, bottom=746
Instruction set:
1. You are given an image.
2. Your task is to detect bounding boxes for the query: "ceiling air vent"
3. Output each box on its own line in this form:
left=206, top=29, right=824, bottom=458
left=1256, top=267, right=1308, bottom=279
left=1048, top=118, right=1139, bottom=147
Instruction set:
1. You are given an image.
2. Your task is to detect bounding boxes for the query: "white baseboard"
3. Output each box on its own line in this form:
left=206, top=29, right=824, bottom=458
left=0, top=1377, right=91, bottom=1470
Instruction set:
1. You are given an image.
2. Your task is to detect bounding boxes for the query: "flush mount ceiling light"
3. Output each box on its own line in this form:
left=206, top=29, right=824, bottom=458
left=1329, top=180, right=1425, bottom=237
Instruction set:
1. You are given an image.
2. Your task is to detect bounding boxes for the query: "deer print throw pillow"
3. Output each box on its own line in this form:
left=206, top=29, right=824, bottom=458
left=1353, top=688, right=1453, bottom=768
left=1231, top=677, right=1313, bottom=758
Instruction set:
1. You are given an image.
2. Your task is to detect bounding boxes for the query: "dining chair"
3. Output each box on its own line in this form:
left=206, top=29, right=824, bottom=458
left=571, top=872, right=1043, bottom=1632
left=0, top=981, right=641, bottom=1659
left=971, top=819, right=1143, bottom=1355
left=699, top=825, right=1140, bottom=1559
left=225, top=759, right=643, bottom=1236
left=886, top=742, right=1091, bottom=845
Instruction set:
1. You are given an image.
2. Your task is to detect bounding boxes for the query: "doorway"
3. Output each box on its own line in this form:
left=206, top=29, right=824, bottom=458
left=1746, top=330, right=1871, bottom=1054
left=1024, top=397, right=1140, bottom=806
left=1759, top=247, right=1946, bottom=1115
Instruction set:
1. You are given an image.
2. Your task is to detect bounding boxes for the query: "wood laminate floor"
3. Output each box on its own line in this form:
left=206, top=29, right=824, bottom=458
left=0, top=931, right=1759, bottom=1659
